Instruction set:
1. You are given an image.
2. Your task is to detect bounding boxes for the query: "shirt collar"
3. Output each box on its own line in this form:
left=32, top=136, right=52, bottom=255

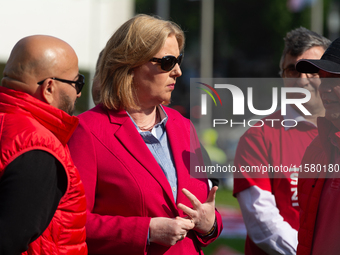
left=283, top=104, right=317, bottom=131
left=157, top=105, right=168, bottom=126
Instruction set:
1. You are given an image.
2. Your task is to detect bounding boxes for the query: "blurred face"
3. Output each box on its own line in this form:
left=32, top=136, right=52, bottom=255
left=133, top=35, right=182, bottom=109
left=54, top=51, right=81, bottom=115
left=53, top=72, right=81, bottom=116
left=318, top=70, right=340, bottom=127
left=56, top=77, right=81, bottom=115
left=282, top=46, right=325, bottom=115
left=58, top=89, right=75, bottom=115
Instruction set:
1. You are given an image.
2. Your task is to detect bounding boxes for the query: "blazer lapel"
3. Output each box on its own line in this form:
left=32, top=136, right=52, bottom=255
left=165, top=109, right=207, bottom=213
left=165, top=112, right=191, bottom=207
left=109, top=109, right=177, bottom=208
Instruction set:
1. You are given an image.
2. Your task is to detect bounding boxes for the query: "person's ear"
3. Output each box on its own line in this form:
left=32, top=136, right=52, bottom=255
left=40, top=79, right=57, bottom=106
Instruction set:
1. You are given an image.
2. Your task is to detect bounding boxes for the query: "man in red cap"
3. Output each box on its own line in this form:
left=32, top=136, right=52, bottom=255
left=296, top=36, right=340, bottom=255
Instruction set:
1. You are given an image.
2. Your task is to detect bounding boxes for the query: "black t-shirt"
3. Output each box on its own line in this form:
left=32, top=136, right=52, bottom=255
left=0, top=150, right=67, bottom=254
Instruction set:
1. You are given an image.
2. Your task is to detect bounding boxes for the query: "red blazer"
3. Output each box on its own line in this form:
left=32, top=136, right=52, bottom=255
left=68, top=104, right=223, bottom=255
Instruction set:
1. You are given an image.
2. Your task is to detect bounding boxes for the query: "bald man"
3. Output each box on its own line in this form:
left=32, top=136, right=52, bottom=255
left=0, top=35, right=87, bottom=254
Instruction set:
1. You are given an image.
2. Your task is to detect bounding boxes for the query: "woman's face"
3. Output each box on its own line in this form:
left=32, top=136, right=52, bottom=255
left=133, top=34, right=182, bottom=109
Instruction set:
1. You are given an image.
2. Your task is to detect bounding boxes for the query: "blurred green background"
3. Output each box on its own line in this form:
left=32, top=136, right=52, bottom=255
left=202, top=188, right=245, bottom=255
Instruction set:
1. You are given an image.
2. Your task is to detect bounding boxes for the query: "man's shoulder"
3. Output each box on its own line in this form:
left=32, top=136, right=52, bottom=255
left=0, top=113, right=65, bottom=166
left=241, top=110, right=282, bottom=137
left=263, top=110, right=283, bottom=120
left=1, top=112, right=51, bottom=137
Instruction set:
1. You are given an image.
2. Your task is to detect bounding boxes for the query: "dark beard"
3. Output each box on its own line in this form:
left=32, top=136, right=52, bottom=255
left=58, top=90, right=75, bottom=115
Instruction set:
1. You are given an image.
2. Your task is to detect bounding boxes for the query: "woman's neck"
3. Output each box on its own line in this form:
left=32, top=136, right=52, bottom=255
left=127, top=106, right=159, bottom=131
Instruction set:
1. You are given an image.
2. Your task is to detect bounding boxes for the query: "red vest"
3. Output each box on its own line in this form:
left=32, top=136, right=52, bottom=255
left=0, top=87, right=87, bottom=254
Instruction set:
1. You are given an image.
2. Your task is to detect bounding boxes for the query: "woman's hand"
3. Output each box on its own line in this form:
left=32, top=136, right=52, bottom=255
left=177, top=186, right=218, bottom=235
left=149, top=217, right=195, bottom=246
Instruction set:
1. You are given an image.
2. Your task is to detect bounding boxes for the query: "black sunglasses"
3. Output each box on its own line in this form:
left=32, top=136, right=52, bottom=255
left=149, top=54, right=183, bottom=71
left=37, top=74, right=85, bottom=94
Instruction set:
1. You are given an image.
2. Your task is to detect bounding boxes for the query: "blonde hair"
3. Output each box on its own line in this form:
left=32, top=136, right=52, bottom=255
left=98, top=14, right=185, bottom=110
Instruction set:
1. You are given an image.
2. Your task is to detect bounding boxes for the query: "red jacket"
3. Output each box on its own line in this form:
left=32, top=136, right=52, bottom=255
left=68, top=104, right=223, bottom=255
left=298, top=117, right=334, bottom=255
left=0, top=87, right=87, bottom=254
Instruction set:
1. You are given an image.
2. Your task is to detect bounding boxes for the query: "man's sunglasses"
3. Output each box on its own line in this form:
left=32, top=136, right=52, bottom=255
left=37, top=74, right=85, bottom=94
left=149, top=54, right=183, bottom=72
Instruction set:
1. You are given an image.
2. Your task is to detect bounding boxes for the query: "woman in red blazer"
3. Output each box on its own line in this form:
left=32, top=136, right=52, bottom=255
left=68, top=14, right=223, bottom=255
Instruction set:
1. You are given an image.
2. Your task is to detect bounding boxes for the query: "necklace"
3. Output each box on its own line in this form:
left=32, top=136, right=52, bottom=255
left=138, top=108, right=160, bottom=132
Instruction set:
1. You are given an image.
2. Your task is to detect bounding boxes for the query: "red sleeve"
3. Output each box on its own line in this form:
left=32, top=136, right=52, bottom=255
left=68, top=119, right=150, bottom=255
left=233, top=127, right=272, bottom=196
